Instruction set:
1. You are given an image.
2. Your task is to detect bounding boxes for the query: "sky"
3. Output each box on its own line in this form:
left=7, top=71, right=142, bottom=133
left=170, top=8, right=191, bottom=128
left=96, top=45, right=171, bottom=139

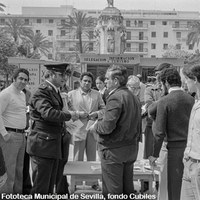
left=1, top=0, right=200, bottom=14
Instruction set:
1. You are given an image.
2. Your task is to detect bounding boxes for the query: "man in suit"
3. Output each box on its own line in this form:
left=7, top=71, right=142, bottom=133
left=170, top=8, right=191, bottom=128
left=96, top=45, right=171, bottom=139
left=27, top=63, right=78, bottom=194
left=149, top=68, right=194, bottom=200
left=90, top=65, right=141, bottom=198
left=68, top=72, right=105, bottom=162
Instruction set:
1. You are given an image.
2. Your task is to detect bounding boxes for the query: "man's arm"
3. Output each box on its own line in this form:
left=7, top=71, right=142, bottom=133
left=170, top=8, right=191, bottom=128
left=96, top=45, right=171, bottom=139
left=94, top=95, right=121, bottom=135
left=0, top=92, right=11, bottom=140
left=153, top=100, right=167, bottom=157
left=31, top=89, right=72, bottom=122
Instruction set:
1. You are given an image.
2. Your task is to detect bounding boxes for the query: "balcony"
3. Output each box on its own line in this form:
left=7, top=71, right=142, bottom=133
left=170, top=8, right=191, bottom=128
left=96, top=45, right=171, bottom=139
left=56, top=47, right=75, bottom=52
left=125, top=48, right=148, bottom=54
left=56, top=35, right=76, bottom=40
left=24, top=22, right=32, bottom=26
left=127, top=23, right=148, bottom=30
left=172, top=24, right=189, bottom=30
left=126, top=36, right=148, bottom=42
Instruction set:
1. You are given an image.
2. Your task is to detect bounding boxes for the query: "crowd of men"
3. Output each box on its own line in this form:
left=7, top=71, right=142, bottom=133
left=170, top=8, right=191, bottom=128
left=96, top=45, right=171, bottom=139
left=0, top=62, right=200, bottom=200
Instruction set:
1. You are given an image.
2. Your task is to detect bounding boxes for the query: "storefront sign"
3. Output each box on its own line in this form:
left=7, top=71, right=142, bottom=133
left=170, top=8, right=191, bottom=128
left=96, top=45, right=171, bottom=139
left=80, top=54, right=140, bottom=65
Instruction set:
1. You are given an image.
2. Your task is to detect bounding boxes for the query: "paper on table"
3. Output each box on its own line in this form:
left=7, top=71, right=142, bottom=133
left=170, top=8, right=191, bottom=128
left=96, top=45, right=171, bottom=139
left=65, top=119, right=84, bottom=135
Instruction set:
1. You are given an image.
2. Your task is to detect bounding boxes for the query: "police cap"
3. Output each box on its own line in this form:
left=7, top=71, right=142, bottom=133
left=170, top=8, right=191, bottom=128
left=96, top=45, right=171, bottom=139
left=44, top=63, right=71, bottom=75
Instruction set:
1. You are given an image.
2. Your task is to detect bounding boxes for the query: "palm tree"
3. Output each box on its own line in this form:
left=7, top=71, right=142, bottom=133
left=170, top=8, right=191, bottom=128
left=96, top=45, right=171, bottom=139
left=25, top=31, right=50, bottom=58
left=0, top=3, right=5, bottom=12
left=61, top=11, right=94, bottom=54
left=186, top=21, right=200, bottom=48
left=2, top=18, right=32, bottom=43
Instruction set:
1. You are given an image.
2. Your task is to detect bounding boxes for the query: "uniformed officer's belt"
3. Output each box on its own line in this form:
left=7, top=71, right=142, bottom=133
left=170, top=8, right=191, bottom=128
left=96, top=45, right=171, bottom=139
left=5, top=127, right=25, bottom=133
left=189, top=157, right=200, bottom=163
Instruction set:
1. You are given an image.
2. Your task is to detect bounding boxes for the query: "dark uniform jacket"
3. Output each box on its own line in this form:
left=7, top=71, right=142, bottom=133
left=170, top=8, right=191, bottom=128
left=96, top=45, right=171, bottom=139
left=0, top=146, right=6, bottom=176
left=27, top=81, right=72, bottom=159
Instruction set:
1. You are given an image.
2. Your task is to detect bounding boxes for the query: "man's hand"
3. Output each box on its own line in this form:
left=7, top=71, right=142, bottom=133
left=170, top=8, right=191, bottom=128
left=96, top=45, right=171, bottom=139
left=69, top=111, right=79, bottom=121
left=3, top=132, right=11, bottom=142
left=148, top=156, right=157, bottom=168
left=88, top=112, right=98, bottom=120
left=79, top=111, right=89, bottom=119
left=0, top=173, right=7, bottom=188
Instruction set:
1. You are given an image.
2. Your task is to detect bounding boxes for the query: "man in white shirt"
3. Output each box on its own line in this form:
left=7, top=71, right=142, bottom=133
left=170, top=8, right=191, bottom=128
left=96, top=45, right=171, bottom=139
left=0, top=68, right=29, bottom=194
left=180, top=64, right=200, bottom=200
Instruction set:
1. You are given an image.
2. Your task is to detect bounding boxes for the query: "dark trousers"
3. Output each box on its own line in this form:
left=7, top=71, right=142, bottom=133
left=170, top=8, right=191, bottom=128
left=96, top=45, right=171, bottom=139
left=168, top=147, right=185, bottom=200
left=55, top=132, right=71, bottom=194
left=23, top=151, right=32, bottom=194
left=56, top=159, right=69, bottom=194
left=30, top=156, right=59, bottom=194
left=99, top=144, right=138, bottom=198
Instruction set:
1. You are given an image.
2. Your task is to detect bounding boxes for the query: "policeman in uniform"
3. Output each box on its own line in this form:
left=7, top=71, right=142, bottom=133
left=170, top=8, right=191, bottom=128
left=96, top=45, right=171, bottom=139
left=27, top=63, right=78, bottom=194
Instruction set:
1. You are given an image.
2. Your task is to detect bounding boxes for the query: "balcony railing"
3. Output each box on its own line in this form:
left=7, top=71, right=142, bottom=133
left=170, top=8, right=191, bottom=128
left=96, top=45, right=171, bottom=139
left=127, top=23, right=148, bottom=29
left=126, top=36, right=148, bottom=41
left=56, top=47, right=75, bottom=52
left=172, top=24, right=190, bottom=29
left=56, top=35, right=76, bottom=40
left=125, top=48, right=148, bottom=53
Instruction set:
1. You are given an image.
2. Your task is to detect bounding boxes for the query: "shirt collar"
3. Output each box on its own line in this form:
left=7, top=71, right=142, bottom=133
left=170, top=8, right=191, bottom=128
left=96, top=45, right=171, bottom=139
left=79, top=87, right=91, bottom=95
left=168, top=86, right=182, bottom=93
left=46, top=80, right=58, bottom=93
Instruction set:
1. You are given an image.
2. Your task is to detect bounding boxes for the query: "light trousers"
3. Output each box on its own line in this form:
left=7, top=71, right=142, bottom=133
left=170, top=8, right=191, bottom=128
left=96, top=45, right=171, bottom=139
left=180, top=158, right=200, bottom=200
left=0, top=131, right=25, bottom=194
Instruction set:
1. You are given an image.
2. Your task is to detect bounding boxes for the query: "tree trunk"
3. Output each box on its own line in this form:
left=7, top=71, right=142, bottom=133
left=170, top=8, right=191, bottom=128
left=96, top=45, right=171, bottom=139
left=5, top=73, right=9, bottom=87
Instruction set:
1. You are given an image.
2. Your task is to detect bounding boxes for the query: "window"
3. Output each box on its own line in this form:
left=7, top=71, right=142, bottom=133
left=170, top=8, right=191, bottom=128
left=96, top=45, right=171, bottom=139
left=61, top=19, right=65, bottom=25
left=139, top=43, right=144, bottom=52
left=176, top=32, right=181, bottom=38
left=60, top=42, right=65, bottom=48
left=126, top=20, right=131, bottom=27
left=48, top=42, right=53, bottom=47
left=48, top=30, right=53, bottom=36
left=162, top=21, right=167, bottom=25
left=0, top=18, right=5, bottom=24
left=127, top=43, right=131, bottom=48
left=49, top=19, right=54, bottom=23
left=151, top=32, right=156, bottom=38
left=150, top=21, right=155, bottom=25
left=61, top=30, right=66, bottom=36
left=151, top=55, right=156, bottom=58
left=138, top=21, right=143, bottom=27
left=163, top=32, right=168, bottom=38
left=36, top=30, right=40, bottom=33
left=126, top=31, right=131, bottom=40
left=163, top=44, right=168, bottom=49
left=139, top=32, right=144, bottom=40
left=187, top=21, right=192, bottom=28
left=37, top=19, right=42, bottom=23
left=88, top=31, right=93, bottom=39
left=60, top=54, right=65, bottom=60
left=126, top=43, right=131, bottom=51
left=174, top=21, right=179, bottom=28
left=188, top=44, right=193, bottom=50
left=176, top=44, right=181, bottom=49
left=151, top=43, right=156, bottom=49
left=89, top=42, right=94, bottom=51
left=48, top=54, right=53, bottom=59
left=24, top=19, right=29, bottom=25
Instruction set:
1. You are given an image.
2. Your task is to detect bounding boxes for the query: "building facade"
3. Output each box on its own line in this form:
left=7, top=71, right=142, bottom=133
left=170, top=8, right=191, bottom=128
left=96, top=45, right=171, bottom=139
left=1, top=5, right=199, bottom=61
